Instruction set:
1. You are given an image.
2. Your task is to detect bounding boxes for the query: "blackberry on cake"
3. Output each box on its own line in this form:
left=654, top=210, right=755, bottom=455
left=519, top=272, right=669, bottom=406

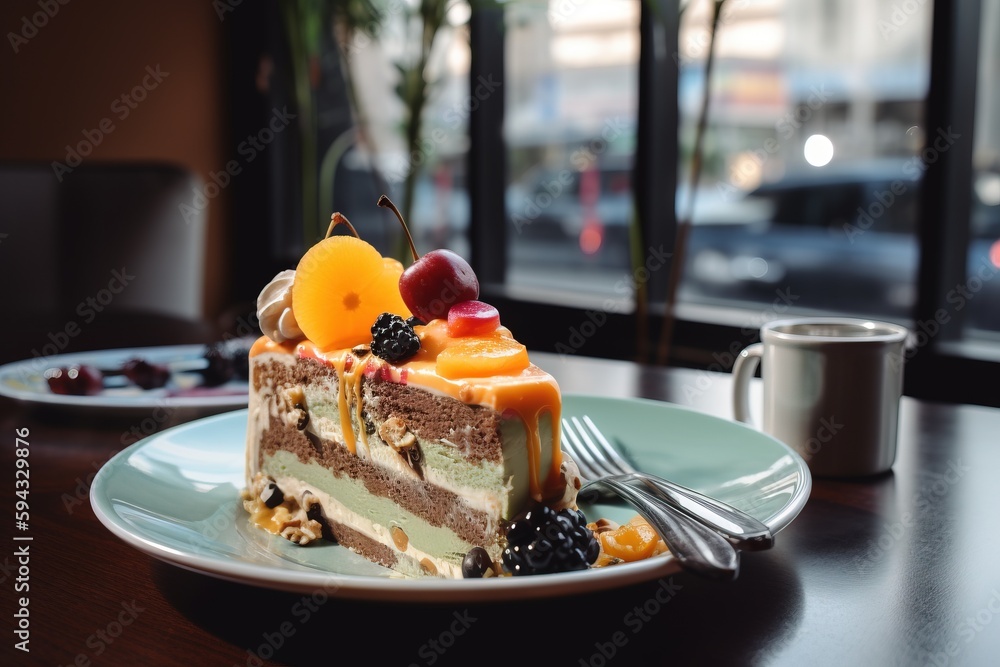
left=370, top=313, right=420, bottom=362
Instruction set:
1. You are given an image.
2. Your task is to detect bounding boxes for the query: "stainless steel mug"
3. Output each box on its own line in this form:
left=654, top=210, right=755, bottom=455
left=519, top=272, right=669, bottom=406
left=732, top=317, right=909, bottom=477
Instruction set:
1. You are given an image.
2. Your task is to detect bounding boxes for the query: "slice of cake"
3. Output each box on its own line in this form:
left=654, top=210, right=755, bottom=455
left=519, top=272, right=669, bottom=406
left=241, top=202, right=596, bottom=579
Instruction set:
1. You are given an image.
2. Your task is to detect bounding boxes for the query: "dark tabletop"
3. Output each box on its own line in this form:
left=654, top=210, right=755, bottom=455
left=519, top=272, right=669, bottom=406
left=3, top=348, right=999, bottom=667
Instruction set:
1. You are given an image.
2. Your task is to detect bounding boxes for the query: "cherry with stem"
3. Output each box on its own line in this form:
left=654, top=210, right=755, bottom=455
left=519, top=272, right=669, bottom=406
left=377, top=194, right=480, bottom=323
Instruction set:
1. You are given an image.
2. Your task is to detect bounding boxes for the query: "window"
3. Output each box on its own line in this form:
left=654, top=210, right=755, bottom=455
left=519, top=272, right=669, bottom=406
left=504, top=0, right=639, bottom=304
left=963, top=0, right=1000, bottom=343
left=674, top=0, right=932, bottom=327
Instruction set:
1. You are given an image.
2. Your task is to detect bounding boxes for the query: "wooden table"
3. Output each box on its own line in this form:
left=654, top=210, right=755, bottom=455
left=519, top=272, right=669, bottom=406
left=4, top=350, right=999, bottom=666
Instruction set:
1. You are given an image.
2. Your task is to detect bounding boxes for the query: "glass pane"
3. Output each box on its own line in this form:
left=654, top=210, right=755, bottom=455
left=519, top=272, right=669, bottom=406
left=675, top=0, right=931, bottom=323
left=964, top=0, right=1000, bottom=338
left=504, top=0, right=639, bottom=303
left=325, top=2, right=471, bottom=259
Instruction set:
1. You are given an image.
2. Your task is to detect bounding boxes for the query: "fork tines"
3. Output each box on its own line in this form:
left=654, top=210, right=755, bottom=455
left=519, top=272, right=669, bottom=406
left=561, top=416, right=631, bottom=480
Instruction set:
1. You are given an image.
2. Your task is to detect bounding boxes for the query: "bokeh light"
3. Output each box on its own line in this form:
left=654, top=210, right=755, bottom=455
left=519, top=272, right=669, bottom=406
left=804, top=134, right=834, bottom=167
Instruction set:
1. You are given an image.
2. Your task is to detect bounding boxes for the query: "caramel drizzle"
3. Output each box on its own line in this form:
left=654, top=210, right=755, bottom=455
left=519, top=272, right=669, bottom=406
left=334, top=357, right=357, bottom=455
left=330, top=352, right=374, bottom=455
left=491, top=381, right=563, bottom=502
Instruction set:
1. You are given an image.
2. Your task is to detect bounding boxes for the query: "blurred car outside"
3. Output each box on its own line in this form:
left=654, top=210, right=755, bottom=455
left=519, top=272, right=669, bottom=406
left=506, top=157, right=1000, bottom=331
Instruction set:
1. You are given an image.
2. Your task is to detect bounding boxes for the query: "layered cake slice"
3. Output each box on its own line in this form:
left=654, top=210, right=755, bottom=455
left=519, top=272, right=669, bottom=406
left=241, top=201, right=597, bottom=579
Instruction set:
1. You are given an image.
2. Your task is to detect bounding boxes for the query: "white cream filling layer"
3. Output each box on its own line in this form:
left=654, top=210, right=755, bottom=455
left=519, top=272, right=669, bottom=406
left=265, top=463, right=469, bottom=579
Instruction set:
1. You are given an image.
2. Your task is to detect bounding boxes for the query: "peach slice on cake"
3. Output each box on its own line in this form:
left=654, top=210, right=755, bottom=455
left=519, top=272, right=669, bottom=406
left=292, top=236, right=410, bottom=350
left=436, top=335, right=530, bottom=379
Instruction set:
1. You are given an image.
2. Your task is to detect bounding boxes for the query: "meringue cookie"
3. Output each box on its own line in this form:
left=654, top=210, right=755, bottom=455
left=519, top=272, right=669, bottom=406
left=257, top=270, right=304, bottom=343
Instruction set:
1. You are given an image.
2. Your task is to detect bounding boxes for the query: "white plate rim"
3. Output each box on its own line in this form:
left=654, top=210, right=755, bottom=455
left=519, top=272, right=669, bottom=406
left=0, top=344, right=249, bottom=411
left=90, top=394, right=811, bottom=602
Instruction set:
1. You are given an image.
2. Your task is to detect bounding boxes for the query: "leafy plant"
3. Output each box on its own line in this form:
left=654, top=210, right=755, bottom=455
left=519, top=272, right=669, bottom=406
left=284, top=0, right=465, bottom=260
left=392, top=1, right=452, bottom=252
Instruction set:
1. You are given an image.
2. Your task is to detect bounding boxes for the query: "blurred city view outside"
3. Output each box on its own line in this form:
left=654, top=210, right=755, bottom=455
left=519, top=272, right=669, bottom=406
left=331, top=0, right=999, bottom=333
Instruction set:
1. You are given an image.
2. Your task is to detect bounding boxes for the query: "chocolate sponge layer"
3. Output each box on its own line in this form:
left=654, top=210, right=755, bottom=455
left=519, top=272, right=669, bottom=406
left=324, top=519, right=398, bottom=571
left=365, top=380, right=503, bottom=465
left=252, top=356, right=503, bottom=548
left=252, top=356, right=504, bottom=464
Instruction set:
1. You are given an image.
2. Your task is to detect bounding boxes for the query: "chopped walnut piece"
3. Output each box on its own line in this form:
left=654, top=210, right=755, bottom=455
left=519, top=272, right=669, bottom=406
left=379, top=417, right=416, bottom=451
left=281, top=518, right=322, bottom=545
left=241, top=473, right=324, bottom=545
left=378, top=417, right=423, bottom=476
left=548, top=456, right=583, bottom=511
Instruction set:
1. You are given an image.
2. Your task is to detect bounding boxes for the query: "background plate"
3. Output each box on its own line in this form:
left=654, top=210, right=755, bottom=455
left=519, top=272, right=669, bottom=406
left=0, top=344, right=249, bottom=413
left=90, top=394, right=811, bottom=602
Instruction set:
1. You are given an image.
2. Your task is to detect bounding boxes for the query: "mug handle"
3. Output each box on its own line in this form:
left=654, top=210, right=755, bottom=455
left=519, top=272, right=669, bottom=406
left=732, top=343, right=763, bottom=425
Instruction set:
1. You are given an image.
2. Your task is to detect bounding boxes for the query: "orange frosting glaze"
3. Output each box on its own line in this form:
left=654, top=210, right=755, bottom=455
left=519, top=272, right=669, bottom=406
left=249, top=322, right=564, bottom=502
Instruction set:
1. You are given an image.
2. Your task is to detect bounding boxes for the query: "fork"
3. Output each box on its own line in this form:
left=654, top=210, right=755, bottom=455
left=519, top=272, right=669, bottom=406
left=562, top=419, right=742, bottom=580
left=562, top=415, right=775, bottom=551
left=563, top=415, right=774, bottom=551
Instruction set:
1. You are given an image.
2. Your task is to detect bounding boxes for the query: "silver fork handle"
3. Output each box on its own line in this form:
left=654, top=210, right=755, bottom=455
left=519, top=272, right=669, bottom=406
left=580, top=478, right=740, bottom=581
left=626, top=473, right=775, bottom=551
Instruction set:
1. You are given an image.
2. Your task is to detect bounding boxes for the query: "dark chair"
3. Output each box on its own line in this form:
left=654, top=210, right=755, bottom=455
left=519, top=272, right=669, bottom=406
left=0, top=161, right=217, bottom=365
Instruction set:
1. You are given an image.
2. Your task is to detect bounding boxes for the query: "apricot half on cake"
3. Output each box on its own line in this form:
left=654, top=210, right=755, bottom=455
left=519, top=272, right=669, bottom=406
left=436, top=336, right=530, bottom=379
left=292, top=236, right=410, bottom=349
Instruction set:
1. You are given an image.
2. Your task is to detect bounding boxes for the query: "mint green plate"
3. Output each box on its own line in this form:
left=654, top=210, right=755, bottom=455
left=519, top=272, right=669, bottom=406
left=91, top=394, right=810, bottom=602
